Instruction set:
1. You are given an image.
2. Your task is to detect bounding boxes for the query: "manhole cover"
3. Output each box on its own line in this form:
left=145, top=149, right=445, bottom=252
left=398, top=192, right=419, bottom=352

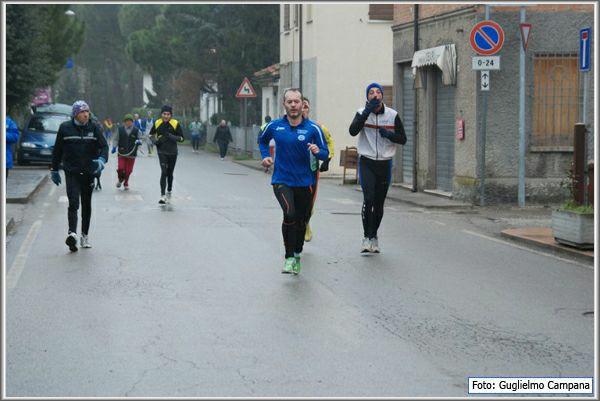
left=330, top=212, right=361, bottom=215
left=223, top=172, right=249, bottom=176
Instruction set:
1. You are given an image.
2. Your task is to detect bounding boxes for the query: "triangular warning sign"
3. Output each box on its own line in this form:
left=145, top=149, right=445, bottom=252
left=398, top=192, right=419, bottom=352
left=520, top=23, right=532, bottom=51
left=235, top=77, right=257, bottom=98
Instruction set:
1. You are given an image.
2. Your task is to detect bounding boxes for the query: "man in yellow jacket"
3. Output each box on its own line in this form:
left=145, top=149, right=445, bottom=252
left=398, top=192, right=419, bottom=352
left=302, top=97, right=334, bottom=242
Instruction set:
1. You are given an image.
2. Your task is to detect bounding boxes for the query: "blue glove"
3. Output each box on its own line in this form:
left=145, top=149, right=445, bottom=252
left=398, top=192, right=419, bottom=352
left=135, top=139, right=142, bottom=145
left=111, top=146, right=117, bottom=154
left=379, top=128, right=393, bottom=139
left=50, top=170, right=61, bottom=186
left=363, top=98, right=381, bottom=116
left=92, top=157, right=106, bottom=175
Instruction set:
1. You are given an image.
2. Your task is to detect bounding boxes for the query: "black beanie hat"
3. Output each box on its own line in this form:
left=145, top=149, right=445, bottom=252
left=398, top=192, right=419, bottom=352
left=161, top=105, right=173, bottom=114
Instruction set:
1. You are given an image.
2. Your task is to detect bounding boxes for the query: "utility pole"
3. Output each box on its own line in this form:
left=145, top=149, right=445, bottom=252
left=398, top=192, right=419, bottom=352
left=518, top=6, right=526, bottom=207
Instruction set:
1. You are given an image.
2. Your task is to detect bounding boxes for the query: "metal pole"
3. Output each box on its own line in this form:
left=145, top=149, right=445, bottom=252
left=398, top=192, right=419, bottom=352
left=412, top=4, right=419, bottom=192
left=299, top=5, right=303, bottom=93
left=582, top=71, right=589, bottom=125
left=518, top=6, right=526, bottom=207
left=478, top=5, right=490, bottom=206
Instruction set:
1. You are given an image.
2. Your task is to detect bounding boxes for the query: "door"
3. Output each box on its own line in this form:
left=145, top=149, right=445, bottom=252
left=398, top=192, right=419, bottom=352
left=435, top=72, right=456, bottom=192
left=401, top=66, right=415, bottom=184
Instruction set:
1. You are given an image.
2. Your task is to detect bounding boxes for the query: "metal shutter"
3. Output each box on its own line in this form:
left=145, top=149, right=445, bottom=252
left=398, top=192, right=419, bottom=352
left=435, top=73, right=455, bottom=192
left=401, top=67, right=414, bottom=184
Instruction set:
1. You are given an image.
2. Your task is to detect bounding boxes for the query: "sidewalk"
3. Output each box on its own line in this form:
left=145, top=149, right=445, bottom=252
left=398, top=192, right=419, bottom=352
left=502, top=227, right=594, bottom=262
left=7, top=168, right=48, bottom=204
left=5, top=167, right=48, bottom=233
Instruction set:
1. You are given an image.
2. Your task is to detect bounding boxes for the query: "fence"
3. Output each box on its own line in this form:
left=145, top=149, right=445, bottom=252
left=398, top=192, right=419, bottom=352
left=205, top=125, right=262, bottom=159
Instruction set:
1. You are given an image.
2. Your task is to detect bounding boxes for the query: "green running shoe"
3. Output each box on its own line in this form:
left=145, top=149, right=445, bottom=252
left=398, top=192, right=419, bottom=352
left=292, top=256, right=301, bottom=275
left=282, top=257, right=295, bottom=274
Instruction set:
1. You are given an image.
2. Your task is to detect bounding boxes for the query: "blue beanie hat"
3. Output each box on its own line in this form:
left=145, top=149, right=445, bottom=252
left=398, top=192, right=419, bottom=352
left=72, top=100, right=90, bottom=117
left=365, top=82, right=383, bottom=99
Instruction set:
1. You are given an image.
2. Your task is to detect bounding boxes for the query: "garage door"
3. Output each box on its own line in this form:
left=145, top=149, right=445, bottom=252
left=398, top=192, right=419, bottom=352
left=435, top=72, right=456, bottom=192
left=401, top=67, right=414, bottom=184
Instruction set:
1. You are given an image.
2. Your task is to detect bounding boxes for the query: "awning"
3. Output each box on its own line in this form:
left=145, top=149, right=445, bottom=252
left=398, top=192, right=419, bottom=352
left=411, top=44, right=457, bottom=86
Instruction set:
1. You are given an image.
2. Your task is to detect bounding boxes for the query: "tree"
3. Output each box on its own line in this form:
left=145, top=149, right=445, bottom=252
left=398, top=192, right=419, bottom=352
left=53, top=4, right=147, bottom=120
left=122, top=4, right=279, bottom=125
left=6, top=4, right=84, bottom=115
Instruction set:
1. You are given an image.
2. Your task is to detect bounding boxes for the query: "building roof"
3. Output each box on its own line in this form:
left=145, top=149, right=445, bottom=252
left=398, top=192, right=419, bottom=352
left=253, top=63, right=280, bottom=85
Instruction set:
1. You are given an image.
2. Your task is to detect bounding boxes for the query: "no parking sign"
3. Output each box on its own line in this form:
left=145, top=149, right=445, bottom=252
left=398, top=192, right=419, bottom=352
left=470, top=20, right=505, bottom=55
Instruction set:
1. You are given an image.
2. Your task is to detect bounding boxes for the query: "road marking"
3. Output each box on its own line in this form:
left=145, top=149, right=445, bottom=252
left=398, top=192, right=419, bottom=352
left=58, top=196, right=68, bottom=203
left=115, top=194, right=144, bottom=201
left=6, top=220, right=42, bottom=290
left=49, top=186, right=56, bottom=197
left=433, top=220, right=446, bottom=226
left=330, top=198, right=361, bottom=205
left=462, top=229, right=592, bottom=269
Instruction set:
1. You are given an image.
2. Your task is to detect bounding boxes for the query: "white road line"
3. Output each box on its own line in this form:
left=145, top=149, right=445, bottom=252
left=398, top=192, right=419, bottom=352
left=433, top=220, right=446, bottom=226
left=115, top=194, right=144, bottom=201
left=462, top=229, right=592, bottom=269
left=6, top=220, right=42, bottom=290
left=49, top=186, right=56, bottom=197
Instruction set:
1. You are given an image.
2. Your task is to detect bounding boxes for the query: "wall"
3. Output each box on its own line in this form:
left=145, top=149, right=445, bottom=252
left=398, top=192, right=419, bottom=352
left=392, top=5, right=595, bottom=204
left=279, top=4, right=394, bottom=174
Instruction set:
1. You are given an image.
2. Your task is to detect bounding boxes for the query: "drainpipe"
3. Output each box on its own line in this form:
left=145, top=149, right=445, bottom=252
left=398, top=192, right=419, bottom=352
left=299, top=5, right=303, bottom=93
left=412, top=5, right=419, bottom=192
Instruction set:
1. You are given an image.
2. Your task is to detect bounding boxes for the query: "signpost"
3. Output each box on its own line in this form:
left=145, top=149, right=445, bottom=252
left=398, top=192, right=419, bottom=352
left=520, top=23, right=532, bottom=51
left=580, top=28, right=591, bottom=125
left=235, top=77, right=257, bottom=153
left=470, top=20, right=505, bottom=56
left=235, top=77, right=257, bottom=128
left=470, top=15, right=504, bottom=205
left=480, top=71, right=490, bottom=91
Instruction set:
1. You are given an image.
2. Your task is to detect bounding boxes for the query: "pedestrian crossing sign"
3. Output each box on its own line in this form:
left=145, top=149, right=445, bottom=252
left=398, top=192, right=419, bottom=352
left=235, top=77, right=257, bottom=98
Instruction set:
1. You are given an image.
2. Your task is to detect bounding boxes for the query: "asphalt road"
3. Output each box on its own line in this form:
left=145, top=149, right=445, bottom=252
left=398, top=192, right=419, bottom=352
left=5, top=147, right=595, bottom=397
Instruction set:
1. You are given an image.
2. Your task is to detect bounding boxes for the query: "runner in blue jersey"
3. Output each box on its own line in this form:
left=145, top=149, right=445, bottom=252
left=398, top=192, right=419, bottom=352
left=258, top=88, right=329, bottom=275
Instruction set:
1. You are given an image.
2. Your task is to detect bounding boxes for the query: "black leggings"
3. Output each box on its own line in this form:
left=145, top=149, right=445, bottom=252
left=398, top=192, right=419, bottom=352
left=273, top=184, right=313, bottom=258
left=191, top=135, right=200, bottom=150
left=217, top=141, right=229, bottom=158
left=359, top=156, right=392, bottom=239
left=65, top=172, right=95, bottom=235
left=158, top=153, right=177, bottom=195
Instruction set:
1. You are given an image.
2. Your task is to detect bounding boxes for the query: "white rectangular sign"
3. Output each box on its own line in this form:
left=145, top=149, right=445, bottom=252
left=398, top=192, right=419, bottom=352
left=472, top=56, right=500, bottom=70
left=468, top=378, right=593, bottom=394
left=481, top=70, right=490, bottom=91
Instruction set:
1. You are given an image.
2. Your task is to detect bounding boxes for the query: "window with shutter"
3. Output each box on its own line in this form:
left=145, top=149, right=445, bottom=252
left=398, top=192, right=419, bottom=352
left=283, top=4, right=290, bottom=31
left=532, top=53, right=580, bottom=149
left=369, top=4, right=394, bottom=21
left=382, top=86, right=393, bottom=107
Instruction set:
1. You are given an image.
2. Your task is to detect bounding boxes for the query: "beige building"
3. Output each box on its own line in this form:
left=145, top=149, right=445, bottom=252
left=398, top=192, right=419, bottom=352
left=278, top=3, right=395, bottom=174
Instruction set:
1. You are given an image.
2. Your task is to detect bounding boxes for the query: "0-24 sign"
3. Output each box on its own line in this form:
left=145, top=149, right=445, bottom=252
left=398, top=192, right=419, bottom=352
left=472, top=56, right=500, bottom=70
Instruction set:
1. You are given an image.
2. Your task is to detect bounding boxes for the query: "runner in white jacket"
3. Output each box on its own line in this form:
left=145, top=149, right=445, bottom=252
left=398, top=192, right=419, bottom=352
left=349, top=82, right=407, bottom=253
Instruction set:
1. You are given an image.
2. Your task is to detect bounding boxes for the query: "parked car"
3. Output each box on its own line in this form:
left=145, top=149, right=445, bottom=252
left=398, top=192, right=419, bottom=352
left=17, top=103, right=100, bottom=165
left=17, top=111, right=71, bottom=165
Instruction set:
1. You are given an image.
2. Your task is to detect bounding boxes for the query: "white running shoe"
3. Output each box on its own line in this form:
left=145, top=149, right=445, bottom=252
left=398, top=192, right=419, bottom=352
left=65, top=232, right=78, bottom=252
left=166, top=191, right=172, bottom=198
left=116, top=181, right=122, bottom=188
left=158, top=196, right=167, bottom=205
left=370, top=238, right=380, bottom=253
left=80, top=234, right=92, bottom=248
left=361, top=237, right=372, bottom=253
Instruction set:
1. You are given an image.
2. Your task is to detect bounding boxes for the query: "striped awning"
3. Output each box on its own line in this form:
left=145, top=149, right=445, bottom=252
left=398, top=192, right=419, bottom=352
left=411, top=44, right=457, bottom=86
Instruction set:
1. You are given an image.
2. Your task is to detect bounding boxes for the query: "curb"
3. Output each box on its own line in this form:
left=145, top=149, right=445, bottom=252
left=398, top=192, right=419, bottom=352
left=7, top=174, right=49, bottom=204
left=5, top=217, right=15, bottom=234
left=500, top=230, right=594, bottom=263
left=354, top=187, right=474, bottom=210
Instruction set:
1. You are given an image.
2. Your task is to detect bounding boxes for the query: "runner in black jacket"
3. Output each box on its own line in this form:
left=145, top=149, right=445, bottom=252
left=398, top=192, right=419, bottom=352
left=50, top=100, right=108, bottom=251
left=149, top=105, right=184, bottom=204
